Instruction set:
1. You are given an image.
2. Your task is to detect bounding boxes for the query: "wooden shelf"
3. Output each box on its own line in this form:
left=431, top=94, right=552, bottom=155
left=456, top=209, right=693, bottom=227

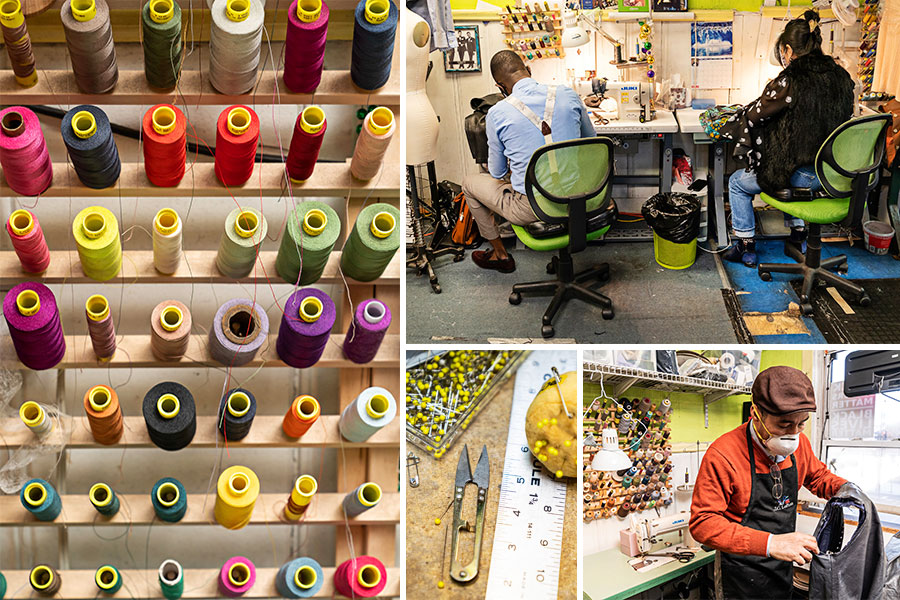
left=0, top=250, right=401, bottom=286
left=0, top=161, right=400, bottom=198
left=0, top=415, right=400, bottom=449
left=0, top=69, right=400, bottom=106
left=0, top=492, right=399, bottom=526
left=0, top=334, right=400, bottom=369
left=0, top=567, right=400, bottom=598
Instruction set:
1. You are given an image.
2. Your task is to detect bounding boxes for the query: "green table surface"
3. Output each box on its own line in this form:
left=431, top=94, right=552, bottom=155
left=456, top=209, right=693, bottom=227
left=583, top=531, right=715, bottom=600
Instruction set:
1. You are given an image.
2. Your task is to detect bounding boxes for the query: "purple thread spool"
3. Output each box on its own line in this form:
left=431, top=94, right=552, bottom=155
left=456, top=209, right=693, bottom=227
left=209, top=299, right=269, bottom=367
left=343, top=299, right=390, bottom=364
left=283, top=0, right=329, bottom=93
left=276, top=288, right=336, bottom=368
left=3, top=282, right=66, bottom=370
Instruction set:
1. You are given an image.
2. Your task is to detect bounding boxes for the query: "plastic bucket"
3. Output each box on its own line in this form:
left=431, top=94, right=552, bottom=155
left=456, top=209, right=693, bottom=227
left=862, top=220, right=894, bottom=255
left=653, top=232, right=697, bottom=270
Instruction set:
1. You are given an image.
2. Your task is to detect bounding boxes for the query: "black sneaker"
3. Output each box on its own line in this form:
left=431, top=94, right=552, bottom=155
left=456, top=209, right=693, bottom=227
left=723, top=239, right=758, bottom=268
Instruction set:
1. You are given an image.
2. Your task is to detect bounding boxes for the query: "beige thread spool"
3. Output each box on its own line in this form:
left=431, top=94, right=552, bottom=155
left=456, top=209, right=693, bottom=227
left=150, top=300, right=192, bottom=361
left=350, top=107, right=395, bottom=181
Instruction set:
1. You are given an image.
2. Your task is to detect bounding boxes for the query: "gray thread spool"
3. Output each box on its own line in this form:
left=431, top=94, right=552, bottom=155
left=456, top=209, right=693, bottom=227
left=342, top=482, right=382, bottom=517
left=208, top=0, right=265, bottom=95
left=60, top=0, right=118, bottom=94
left=216, top=207, right=268, bottom=279
left=338, top=387, right=396, bottom=442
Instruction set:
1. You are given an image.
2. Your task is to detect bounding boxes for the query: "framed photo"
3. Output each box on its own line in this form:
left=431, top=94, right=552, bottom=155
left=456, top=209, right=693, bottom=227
left=443, top=25, right=481, bottom=73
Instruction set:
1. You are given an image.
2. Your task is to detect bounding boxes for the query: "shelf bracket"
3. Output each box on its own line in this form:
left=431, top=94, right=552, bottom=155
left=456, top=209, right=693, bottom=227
left=613, top=377, right=640, bottom=397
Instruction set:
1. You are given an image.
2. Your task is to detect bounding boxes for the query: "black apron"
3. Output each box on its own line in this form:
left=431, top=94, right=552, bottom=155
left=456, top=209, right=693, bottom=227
left=720, top=424, right=799, bottom=599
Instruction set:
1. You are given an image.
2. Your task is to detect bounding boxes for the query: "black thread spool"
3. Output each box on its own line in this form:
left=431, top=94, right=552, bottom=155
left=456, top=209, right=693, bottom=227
left=217, top=388, right=256, bottom=441
left=142, top=382, right=196, bottom=451
left=61, top=105, right=121, bottom=189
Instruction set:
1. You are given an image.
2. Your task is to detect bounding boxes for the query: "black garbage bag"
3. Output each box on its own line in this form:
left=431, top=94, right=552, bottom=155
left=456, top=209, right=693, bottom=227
left=641, top=192, right=702, bottom=244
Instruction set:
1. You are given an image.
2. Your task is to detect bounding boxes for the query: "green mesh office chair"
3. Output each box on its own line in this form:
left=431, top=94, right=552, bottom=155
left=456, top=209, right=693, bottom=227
left=758, top=113, right=891, bottom=315
left=507, top=137, right=618, bottom=338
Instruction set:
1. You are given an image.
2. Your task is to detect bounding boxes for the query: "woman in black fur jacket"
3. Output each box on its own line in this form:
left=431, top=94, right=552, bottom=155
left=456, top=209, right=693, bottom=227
left=721, top=10, right=854, bottom=267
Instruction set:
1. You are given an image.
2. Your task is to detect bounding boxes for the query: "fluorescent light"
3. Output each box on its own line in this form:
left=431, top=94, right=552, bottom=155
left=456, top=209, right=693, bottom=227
left=590, top=428, right=632, bottom=471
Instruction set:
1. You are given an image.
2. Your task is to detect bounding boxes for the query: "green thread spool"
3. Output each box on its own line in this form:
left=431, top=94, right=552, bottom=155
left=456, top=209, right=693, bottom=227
left=72, top=206, right=122, bottom=281
left=158, top=559, right=183, bottom=599
left=340, top=203, right=400, bottom=282
left=215, top=207, right=268, bottom=279
left=141, top=0, right=183, bottom=89
left=275, top=201, right=340, bottom=285
left=95, top=565, right=122, bottom=595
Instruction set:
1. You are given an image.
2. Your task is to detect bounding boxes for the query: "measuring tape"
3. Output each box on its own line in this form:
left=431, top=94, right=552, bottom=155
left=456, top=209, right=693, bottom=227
left=485, top=350, right=574, bottom=600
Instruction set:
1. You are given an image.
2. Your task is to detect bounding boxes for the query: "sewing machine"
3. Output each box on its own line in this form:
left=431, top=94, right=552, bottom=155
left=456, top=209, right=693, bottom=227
left=620, top=512, right=696, bottom=557
left=575, top=77, right=655, bottom=123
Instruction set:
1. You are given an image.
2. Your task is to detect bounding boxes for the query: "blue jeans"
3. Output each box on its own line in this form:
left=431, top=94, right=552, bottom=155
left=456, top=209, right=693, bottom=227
left=728, top=166, right=820, bottom=239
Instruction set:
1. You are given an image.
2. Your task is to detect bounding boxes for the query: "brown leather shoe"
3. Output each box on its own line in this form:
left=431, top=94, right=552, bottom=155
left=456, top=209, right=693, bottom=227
left=472, top=249, right=516, bottom=273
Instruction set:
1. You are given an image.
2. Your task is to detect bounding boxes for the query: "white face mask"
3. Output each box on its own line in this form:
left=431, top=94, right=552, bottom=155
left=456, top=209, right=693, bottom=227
left=764, top=434, right=799, bottom=456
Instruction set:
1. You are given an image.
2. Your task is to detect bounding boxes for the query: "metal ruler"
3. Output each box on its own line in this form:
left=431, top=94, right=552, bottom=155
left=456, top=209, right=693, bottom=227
left=485, top=350, right=575, bottom=600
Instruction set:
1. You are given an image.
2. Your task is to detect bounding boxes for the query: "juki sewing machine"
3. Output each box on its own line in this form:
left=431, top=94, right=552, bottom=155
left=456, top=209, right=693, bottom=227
left=619, top=511, right=697, bottom=557
left=575, top=77, right=655, bottom=123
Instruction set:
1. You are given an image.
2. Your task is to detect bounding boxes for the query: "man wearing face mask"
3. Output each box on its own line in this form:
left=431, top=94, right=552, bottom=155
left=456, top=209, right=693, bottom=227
left=689, top=365, right=848, bottom=599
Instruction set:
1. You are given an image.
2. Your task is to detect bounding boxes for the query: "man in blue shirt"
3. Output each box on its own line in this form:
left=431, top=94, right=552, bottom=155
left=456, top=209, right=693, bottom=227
left=462, top=50, right=596, bottom=273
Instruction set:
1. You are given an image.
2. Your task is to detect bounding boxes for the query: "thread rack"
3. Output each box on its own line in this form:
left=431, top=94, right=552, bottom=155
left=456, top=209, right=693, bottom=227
left=501, top=2, right=565, bottom=61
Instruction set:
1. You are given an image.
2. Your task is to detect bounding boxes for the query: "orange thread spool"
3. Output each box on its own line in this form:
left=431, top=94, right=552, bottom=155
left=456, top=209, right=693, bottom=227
left=282, top=395, right=320, bottom=438
left=83, top=384, right=123, bottom=445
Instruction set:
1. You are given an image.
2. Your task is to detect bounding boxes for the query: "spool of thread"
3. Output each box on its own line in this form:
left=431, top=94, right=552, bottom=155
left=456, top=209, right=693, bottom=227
left=3, top=283, right=66, bottom=370
left=214, top=105, right=260, bottom=186
left=142, top=382, right=196, bottom=451
left=340, top=202, right=400, bottom=281
left=62, top=106, right=121, bottom=189
left=0, top=107, right=53, bottom=196
left=85, top=294, right=116, bottom=361
left=286, top=106, right=327, bottom=182
left=283, top=0, right=329, bottom=92
left=95, top=565, right=122, bottom=595
left=209, top=0, right=264, bottom=94
left=639, top=397, right=652, bottom=412
left=350, top=107, right=395, bottom=180
left=655, top=398, right=671, bottom=416
left=274, top=201, right=340, bottom=285
left=142, top=0, right=182, bottom=90
left=89, top=482, right=120, bottom=516
left=342, top=299, right=391, bottom=364
left=153, top=208, right=183, bottom=274
left=83, top=384, right=123, bottom=444
left=276, top=288, right=336, bottom=368
left=150, top=300, right=192, bottom=361
left=214, top=465, right=260, bottom=530
left=159, top=559, right=184, bottom=599
left=60, top=0, right=118, bottom=93
left=1, top=0, right=37, bottom=86
left=350, top=0, right=398, bottom=90
left=142, top=104, right=186, bottom=187
left=282, top=395, right=320, bottom=438
left=20, top=479, right=62, bottom=521
left=339, top=387, right=396, bottom=442
left=29, top=565, right=61, bottom=596
left=19, top=401, right=52, bottom=435
left=276, top=557, right=323, bottom=598
left=216, top=207, right=268, bottom=278
left=343, top=482, right=381, bottom=517
left=284, top=474, right=317, bottom=520
left=218, top=557, right=256, bottom=597
left=0, top=571, right=6, bottom=598
left=333, top=556, right=387, bottom=598
left=72, top=205, right=122, bottom=280
left=209, top=299, right=269, bottom=366
left=217, top=388, right=256, bottom=441
left=151, top=477, right=187, bottom=522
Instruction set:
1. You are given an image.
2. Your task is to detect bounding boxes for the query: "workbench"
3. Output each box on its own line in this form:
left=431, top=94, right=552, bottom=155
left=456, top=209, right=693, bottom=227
left=583, top=531, right=715, bottom=600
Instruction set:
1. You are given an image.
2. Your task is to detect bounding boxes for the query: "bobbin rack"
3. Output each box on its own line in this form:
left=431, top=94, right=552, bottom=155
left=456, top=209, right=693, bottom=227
left=0, top=0, right=401, bottom=596
left=501, top=1, right=565, bottom=62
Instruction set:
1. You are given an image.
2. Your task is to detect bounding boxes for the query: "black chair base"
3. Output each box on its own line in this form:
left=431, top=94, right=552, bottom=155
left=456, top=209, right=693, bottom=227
left=508, top=251, right=613, bottom=339
left=407, top=245, right=465, bottom=295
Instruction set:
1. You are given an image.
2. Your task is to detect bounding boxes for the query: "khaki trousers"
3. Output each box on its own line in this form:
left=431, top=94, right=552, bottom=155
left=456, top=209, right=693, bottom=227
left=461, top=172, right=536, bottom=240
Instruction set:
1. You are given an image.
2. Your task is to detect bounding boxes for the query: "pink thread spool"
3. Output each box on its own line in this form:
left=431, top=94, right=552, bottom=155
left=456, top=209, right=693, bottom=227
left=0, top=106, right=52, bottom=196
left=218, top=557, right=255, bottom=597
left=334, top=556, right=386, bottom=598
left=6, top=209, right=50, bottom=273
left=283, top=0, right=329, bottom=93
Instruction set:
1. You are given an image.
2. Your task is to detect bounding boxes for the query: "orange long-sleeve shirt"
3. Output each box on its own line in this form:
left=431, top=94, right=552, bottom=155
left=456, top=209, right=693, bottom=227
left=689, top=421, right=847, bottom=557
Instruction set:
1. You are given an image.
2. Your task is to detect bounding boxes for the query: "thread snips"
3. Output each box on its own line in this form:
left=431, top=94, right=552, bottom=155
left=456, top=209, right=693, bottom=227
left=450, top=444, right=490, bottom=583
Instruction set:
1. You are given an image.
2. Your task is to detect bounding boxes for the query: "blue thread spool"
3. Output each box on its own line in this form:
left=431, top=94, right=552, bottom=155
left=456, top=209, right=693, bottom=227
left=350, top=0, right=398, bottom=91
left=95, top=565, right=122, bottom=595
left=151, top=477, right=187, bottom=522
left=275, top=557, right=324, bottom=598
left=89, top=483, right=120, bottom=516
left=20, top=479, right=61, bottom=521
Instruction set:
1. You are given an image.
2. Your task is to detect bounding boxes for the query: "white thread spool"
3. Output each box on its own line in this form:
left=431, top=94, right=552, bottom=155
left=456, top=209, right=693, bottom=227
left=19, top=401, right=52, bottom=435
left=208, top=0, right=265, bottom=95
left=152, top=208, right=182, bottom=275
left=338, top=387, right=396, bottom=442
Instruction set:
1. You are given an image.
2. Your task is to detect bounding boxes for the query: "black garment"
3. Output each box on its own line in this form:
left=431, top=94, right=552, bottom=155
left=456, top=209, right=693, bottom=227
left=464, top=94, right=504, bottom=165
left=720, top=424, right=799, bottom=599
left=886, top=531, right=900, bottom=599
left=718, top=52, right=854, bottom=195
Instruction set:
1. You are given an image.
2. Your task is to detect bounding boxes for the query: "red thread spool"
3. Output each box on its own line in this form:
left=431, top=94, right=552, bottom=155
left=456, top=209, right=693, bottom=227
left=214, top=105, right=259, bottom=187
left=285, top=106, right=327, bottom=183
left=83, top=384, right=123, bottom=445
left=6, top=209, right=50, bottom=273
left=142, top=104, right=187, bottom=187
left=282, top=395, right=320, bottom=438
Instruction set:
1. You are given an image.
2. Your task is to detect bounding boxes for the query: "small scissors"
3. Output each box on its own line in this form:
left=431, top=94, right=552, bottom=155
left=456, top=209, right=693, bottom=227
left=643, top=550, right=695, bottom=563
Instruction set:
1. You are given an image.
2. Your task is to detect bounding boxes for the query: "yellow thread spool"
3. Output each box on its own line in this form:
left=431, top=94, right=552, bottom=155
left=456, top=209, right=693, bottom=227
left=81, top=210, right=107, bottom=239
left=85, top=294, right=110, bottom=322
left=30, top=565, right=54, bottom=590
left=15, top=289, right=39, bottom=316
left=293, top=475, right=317, bottom=504
left=364, top=0, right=388, bottom=24
left=228, top=471, right=250, bottom=496
left=90, top=483, right=113, bottom=508
left=227, top=107, right=251, bottom=135
left=88, top=385, right=112, bottom=412
left=295, top=565, right=317, bottom=589
left=234, top=210, right=259, bottom=238
left=299, top=296, right=323, bottom=323
left=228, top=562, right=250, bottom=586
left=151, top=105, right=177, bottom=135
left=71, top=110, right=97, bottom=138
left=296, top=396, right=319, bottom=420
left=19, top=401, right=47, bottom=431
left=8, top=209, right=34, bottom=236
left=302, top=208, right=327, bottom=236
left=156, top=482, right=179, bottom=507
left=160, top=306, right=183, bottom=332
left=155, top=208, right=179, bottom=235
left=370, top=211, right=396, bottom=239
left=367, top=107, right=394, bottom=135
left=357, top=482, right=382, bottom=507
left=149, top=0, right=174, bottom=23
left=297, top=0, right=321, bottom=22
left=300, top=106, right=325, bottom=134
left=215, top=465, right=260, bottom=529
left=23, top=481, right=46, bottom=507
left=366, top=393, right=389, bottom=419
left=157, top=394, right=180, bottom=419
left=71, top=0, right=96, bottom=21
left=358, top=564, right=381, bottom=588
left=225, top=0, right=250, bottom=21
left=95, top=566, right=118, bottom=590
left=0, top=0, right=25, bottom=28
left=227, top=391, right=251, bottom=418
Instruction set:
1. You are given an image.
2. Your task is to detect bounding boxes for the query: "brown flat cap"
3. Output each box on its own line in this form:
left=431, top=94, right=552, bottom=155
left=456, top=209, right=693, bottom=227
left=751, top=366, right=817, bottom=415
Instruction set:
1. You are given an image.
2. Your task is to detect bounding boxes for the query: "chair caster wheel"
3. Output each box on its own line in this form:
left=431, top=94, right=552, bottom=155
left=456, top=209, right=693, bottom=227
left=858, top=293, right=871, bottom=307
left=453, top=253, right=465, bottom=263
left=546, top=261, right=557, bottom=275
left=837, top=263, right=849, bottom=273
left=508, top=292, right=522, bottom=305
left=431, top=283, right=442, bottom=294
left=759, top=271, right=773, bottom=282
left=541, top=325, right=555, bottom=338
left=602, top=309, right=614, bottom=320
left=801, top=303, right=814, bottom=316
left=799, top=294, right=809, bottom=304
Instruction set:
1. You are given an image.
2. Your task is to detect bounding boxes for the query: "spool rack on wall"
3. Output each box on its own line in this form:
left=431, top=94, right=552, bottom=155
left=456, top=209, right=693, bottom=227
left=0, top=0, right=401, bottom=596
left=502, top=2, right=565, bottom=61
